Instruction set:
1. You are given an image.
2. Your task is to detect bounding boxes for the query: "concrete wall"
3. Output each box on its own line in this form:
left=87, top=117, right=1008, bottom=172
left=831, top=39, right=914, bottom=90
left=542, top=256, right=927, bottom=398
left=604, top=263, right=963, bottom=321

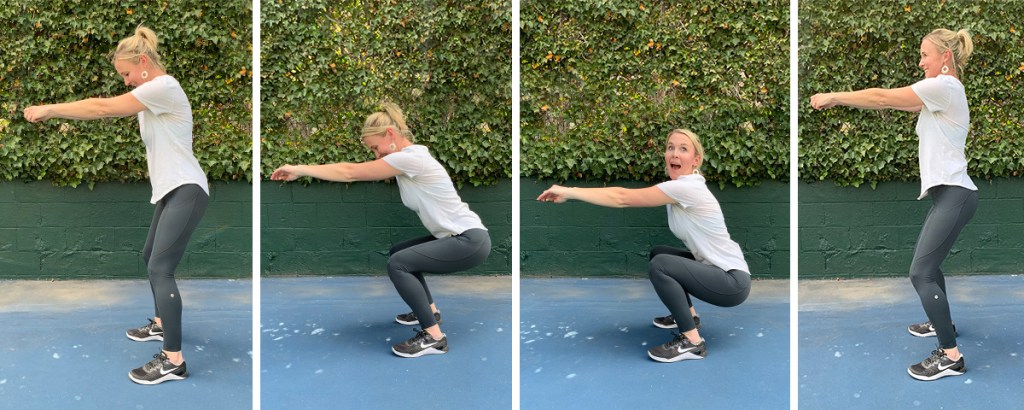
left=260, top=180, right=512, bottom=276
left=0, top=181, right=252, bottom=279
left=520, top=178, right=789, bottom=279
left=799, top=179, right=1023, bottom=278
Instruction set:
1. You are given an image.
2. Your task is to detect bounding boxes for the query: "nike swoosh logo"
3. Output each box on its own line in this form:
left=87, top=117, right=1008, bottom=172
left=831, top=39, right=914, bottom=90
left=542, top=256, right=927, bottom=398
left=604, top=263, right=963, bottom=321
left=938, top=361, right=959, bottom=371
left=160, top=365, right=180, bottom=375
left=418, top=341, right=436, bottom=349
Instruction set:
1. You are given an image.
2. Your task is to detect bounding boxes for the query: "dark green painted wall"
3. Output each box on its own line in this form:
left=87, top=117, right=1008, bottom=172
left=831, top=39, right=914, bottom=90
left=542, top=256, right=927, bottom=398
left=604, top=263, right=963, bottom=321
left=260, top=180, right=512, bottom=276
left=0, top=182, right=252, bottom=279
left=521, top=178, right=789, bottom=279
left=800, top=180, right=1024, bottom=278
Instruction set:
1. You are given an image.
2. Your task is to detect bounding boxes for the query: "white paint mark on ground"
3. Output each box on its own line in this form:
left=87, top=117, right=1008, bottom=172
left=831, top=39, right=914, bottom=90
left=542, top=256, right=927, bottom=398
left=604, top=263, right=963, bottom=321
left=566, top=373, right=577, bottom=379
left=311, top=328, right=325, bottom=335
left=524, top=339, right=536, bottom=344
left=75, top=396, right=81, bottom=401
left=52, top=353, right=60, bottom=359
left=546, top=332, right=553, bottom=337
left=535, top=367, right=542, bottom=373
left=273, top=337, right=284, bottom=341
left=232, top=358, right=241, bottom=363
left=195, top=346, right=205, bottom=351
left=285, top=363, right=292, bottom=369
left=834, top=351, right=843, bottom=358
left=853, top=393, right=860, bottom=399
left=564, top=331, right=578, bottom=338
left=1011, top=353, right=1018, bottom=357
left=641, top=342, right=647, bottom=346
left=964, top=379, right=973, bottom=384
left=757, top=332, right=764, bottom=338
left=913, top=400, right=921, bottom=406
left=315, top=369, right=323, bottom=374
left=586, top=336, right=594, bottom=340
left=0, top=379, right=6, bottom=384
left=497, top=327, right=504, bottom=332
left=481, top=357, right=488, bottom=361
left=619, top=327, right=629, bottom=333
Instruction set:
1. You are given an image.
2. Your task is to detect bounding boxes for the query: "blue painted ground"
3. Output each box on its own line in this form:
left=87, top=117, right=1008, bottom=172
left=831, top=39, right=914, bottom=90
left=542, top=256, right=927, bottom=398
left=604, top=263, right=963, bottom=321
left=521, top=278, right=790, bottom=409
left=0, top=279, right=252, bottom=410
left=800, top=275, right=1024, bottom=408
left=260, top=276, right=512, bottom=409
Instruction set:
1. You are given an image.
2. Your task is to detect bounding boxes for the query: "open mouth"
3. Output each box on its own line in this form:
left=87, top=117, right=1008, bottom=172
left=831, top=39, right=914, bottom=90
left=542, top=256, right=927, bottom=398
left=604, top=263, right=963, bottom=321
left=669, top=164, right=682, bottom=171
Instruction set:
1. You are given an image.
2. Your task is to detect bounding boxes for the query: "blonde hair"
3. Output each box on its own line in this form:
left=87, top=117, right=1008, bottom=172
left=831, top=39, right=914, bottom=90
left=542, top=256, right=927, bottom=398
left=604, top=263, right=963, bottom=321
left=925, top=29, right=973, bottom=76
left=361, top=102, right=414, bottom=142
left=111, top=25, right=165, bottom=71
left=667, top=128, right=705, bottom=175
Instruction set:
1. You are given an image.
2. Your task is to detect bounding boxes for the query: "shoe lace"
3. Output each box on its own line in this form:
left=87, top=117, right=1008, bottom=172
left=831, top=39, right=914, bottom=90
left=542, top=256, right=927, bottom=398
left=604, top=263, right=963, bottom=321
left=923, top=348, right=945, bottom=367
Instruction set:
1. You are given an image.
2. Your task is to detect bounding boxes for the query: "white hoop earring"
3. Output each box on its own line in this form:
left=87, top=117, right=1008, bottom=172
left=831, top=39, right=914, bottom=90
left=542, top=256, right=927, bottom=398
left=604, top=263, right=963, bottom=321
left=388, top=143, right=397, bottom=151
left=941, top=66, right=949, bottom=74
left=141, top=71, right=149, bottom=79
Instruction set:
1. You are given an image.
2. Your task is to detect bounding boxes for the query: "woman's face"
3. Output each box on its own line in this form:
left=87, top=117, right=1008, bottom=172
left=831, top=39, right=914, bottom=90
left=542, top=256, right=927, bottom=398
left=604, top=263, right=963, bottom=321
left=919, top=38, right=949, bottom=78
left=362, top=129, right=396, bottom=159
left=664, top=132, right=701, bottom=180
left=114, top=60, right=145, bottom=88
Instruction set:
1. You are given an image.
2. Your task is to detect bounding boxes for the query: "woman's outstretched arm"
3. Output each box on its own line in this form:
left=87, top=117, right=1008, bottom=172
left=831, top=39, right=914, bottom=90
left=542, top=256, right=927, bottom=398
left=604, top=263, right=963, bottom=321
left=537, top=185, right=674, bottom=208
left=23, top=93, right=146, bottom=122
left=810, top=86, right=922, bottom=112
left=270, top=159, right=402, bottom=183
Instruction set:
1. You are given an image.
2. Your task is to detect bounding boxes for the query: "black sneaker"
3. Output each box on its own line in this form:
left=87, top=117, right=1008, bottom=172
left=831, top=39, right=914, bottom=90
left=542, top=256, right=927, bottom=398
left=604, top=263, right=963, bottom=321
left=395, top=311, right=442, bottom=326
left=908, top=348, right=965, bottom=381
left=126, top=318, right=164, bottom=342
left=391, top=329, right=448, bottom=358
left=907, top=321, right=957, bottom=338
left=647, top=333, right=707, bottom=363
left=128, top=351, right=188, bottom=385
left=652, top=314, right=701, bottom=330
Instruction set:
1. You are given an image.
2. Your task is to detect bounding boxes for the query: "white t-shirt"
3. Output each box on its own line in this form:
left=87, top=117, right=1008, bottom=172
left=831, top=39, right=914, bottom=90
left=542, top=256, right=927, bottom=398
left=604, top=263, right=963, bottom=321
left=130, top=75, right=209, bottom=204
left=910, top=75, right=976, bottom=200
left=382, top=145, right=487, bottom=238
left=655, top=174, right=750, bottom=273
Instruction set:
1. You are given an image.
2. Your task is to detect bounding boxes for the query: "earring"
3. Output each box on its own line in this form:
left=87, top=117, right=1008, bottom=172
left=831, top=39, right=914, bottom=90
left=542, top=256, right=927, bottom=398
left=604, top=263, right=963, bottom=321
left=388, top=143, right=397, bottom=151
left=141, top=71, right=149, bottom=79
left=941, top=65, right=949, bottom=74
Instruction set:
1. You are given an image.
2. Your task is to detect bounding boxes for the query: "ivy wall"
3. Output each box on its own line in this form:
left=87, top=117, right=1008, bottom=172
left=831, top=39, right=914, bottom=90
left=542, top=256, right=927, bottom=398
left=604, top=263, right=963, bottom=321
left=0, top=0, right=253, bottom=187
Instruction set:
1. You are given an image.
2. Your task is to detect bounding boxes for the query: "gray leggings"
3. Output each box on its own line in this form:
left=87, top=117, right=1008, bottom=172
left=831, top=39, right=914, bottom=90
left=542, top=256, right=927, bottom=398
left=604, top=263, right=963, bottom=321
left=648, top=246, right=751, bottom=332
left=910, top=185, right=977, bottom=349
left=143, top=184, right=208, bottom=352
left=387, top=228, right=491, bottom=329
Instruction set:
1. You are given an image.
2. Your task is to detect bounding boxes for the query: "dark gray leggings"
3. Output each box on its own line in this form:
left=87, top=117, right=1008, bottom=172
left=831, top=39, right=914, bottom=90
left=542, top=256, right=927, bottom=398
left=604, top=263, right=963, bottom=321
left=143, top=184, right=208, bottom=352
left=910, top=185, right=977, bottom=349
left=387, top=228, right=491, bottom=329
left=648, top=246, right=751, bottom=332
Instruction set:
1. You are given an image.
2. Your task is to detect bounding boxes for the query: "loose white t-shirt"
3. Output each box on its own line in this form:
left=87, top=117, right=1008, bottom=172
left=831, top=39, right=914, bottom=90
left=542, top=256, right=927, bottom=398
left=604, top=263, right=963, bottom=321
left=655, top=174, right=750, bottom=273
left=910, top=75, right=976, bottom=200
left=130, top=75, right=209, bottom=204
left=382, top=145, right=487, bottom=238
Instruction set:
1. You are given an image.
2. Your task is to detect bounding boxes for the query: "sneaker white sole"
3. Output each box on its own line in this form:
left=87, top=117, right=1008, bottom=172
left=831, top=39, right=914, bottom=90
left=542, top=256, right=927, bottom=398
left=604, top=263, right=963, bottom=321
left=391, top=346, right=447, bottom=358
left=647, top=350, right=705, bottom=363
left=128, top=371, right=188, bottom=385
left=126, top=333, right=164, bottom=342
left=652, top=321, right=677, bottom=329
left=907, top=366, right=964, bottom=381
left=395, top=318, right=419, bottom=325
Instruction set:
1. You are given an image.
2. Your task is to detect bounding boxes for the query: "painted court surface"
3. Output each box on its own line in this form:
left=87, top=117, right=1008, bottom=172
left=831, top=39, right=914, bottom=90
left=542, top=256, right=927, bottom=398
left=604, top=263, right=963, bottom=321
left=800, top=275, right=1024, bottom=408
left=0, top=279, right=252, bottom=410
left=521, top=278, right=790, bottom=409
left=260, top=276, right=512, bottom=409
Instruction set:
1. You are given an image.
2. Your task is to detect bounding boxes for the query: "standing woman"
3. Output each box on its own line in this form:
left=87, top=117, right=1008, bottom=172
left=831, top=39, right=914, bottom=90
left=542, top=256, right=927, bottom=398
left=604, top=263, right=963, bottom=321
left=270, top=103, right=491, bottom=358
left=810, top=29, right=975, bottom=381
left=24, top=26, right=209, bottom=384
left=537, top=129, right=752, bottom=363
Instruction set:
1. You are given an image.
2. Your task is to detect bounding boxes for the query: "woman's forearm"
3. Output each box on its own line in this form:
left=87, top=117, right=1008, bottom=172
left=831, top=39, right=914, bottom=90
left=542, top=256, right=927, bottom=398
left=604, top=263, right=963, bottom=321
left=45, top=98, right=121, bottom=120
left=563, top=187, right=632, bottom=208
left=295, top=163, right=358, bottom=182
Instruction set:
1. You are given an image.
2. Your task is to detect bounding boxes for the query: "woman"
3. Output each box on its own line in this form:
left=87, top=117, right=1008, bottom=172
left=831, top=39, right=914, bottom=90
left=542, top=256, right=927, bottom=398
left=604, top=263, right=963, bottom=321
left=810, top=29, right=975, bottom=381
left=24, top=26, right=208, bottom=384
left=537, top=129, right=751, bottom=363
left=271, top=102, right=491, bottom=358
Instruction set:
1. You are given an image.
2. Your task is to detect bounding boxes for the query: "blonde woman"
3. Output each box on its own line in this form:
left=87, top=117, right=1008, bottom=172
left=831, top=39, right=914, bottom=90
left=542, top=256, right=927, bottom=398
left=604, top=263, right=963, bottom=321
left=537, top=129, right=752, bottom=363
left=271, top=103, right=491, bottom=358
left=24, top=26, right=208, bottom=384
left=811, top=29, right=975, bottom=381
